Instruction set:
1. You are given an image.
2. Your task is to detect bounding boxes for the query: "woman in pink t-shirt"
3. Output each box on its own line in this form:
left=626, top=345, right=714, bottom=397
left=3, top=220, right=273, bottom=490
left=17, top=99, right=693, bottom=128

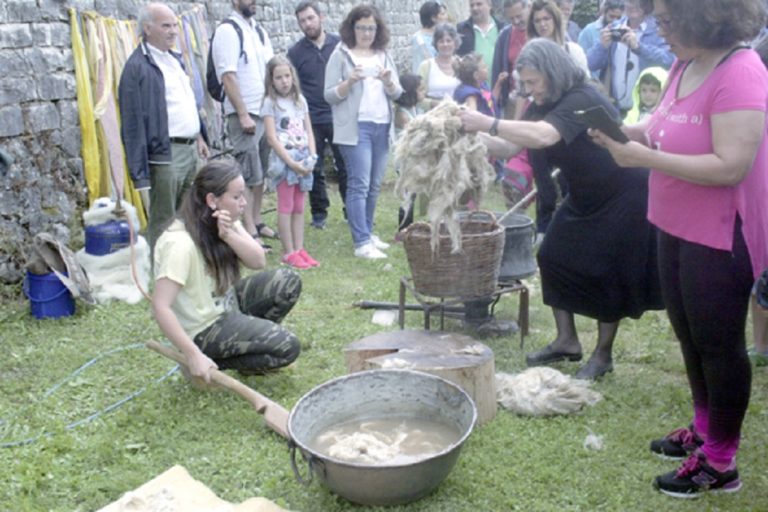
left=593, top=0, right=768, bottom=499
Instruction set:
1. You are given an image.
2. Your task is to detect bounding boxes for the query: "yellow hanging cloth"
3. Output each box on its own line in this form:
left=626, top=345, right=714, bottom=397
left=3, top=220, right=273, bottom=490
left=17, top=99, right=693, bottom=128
left=69, top=8, right=102, bottom=206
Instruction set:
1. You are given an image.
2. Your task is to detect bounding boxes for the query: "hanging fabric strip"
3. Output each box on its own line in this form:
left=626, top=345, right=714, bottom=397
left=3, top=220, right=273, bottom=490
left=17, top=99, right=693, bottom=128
left=70, top=9, right=102, bottom=206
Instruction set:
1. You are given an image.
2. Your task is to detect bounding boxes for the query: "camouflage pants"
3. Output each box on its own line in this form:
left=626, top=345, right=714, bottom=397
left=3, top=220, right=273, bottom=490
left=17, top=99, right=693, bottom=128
left=193, top=268, right=301, bottom=372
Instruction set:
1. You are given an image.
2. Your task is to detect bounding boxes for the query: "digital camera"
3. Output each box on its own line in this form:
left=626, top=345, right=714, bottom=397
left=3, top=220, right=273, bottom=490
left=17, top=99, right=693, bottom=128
left=610, top=27, right=629, bottom=41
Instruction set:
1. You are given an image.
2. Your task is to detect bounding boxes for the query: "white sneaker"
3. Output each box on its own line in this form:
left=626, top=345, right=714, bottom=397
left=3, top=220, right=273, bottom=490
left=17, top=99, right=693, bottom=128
left=370, top=234, right=390, bottom=250
left=354, top=242, right=387, bottom=259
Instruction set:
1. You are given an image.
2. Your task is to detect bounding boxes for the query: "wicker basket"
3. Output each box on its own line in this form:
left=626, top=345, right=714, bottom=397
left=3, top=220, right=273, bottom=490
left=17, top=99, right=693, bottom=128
left=403, top=211, right=504, bottom=298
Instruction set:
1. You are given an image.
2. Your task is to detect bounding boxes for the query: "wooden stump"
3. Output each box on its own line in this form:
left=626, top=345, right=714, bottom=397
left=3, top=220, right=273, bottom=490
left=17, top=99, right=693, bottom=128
left=344, top=330, right=497, bottom=425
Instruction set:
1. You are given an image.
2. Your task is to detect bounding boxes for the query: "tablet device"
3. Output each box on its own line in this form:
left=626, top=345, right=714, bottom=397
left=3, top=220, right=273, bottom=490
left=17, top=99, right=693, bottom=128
left=574, top=105, right=629, bottom=143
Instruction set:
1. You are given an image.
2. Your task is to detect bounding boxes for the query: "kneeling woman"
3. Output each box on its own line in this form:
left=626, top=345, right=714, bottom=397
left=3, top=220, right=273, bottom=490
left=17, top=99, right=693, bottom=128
left=459, top=38, right=664, bottom=379
left=152, top=160, right=301, bottom=383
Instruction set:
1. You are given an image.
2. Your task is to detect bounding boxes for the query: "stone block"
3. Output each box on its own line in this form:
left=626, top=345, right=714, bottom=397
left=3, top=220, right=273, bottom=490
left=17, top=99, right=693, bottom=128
left=37, top=0, right=69, bottom=22
left=0, top=107, right=25, bottom=139
left=47, top=125, right=82, bottom=161
left=23, top=46, right=74, bottom=74
left=37, top=72, right=76, bottom=101
left=0, top=76, right=38, bottom=106
left=95, top=0, right=122, bottom=17
left=50, top=22, right=73, bottom=47
left=0, top=49, right=28, bottom=77
left=0, top=24, right=33, bottom=49
left=25, top=102, right=61, bottom=132
left=6, top=1, right=41, bottom=23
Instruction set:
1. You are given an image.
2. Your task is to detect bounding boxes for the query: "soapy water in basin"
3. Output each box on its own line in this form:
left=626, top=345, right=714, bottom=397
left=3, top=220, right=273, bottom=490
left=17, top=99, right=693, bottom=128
left=309, top=417, right=462, bottom=465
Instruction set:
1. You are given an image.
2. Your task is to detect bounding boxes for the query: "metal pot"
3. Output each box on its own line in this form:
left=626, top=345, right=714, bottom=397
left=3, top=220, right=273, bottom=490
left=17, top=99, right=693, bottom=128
left=287, top=369, right=477, bottom=506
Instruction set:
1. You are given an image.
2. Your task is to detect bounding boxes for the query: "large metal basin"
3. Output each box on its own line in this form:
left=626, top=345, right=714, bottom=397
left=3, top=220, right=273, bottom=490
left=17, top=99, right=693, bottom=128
left=287, top=369, right=477, bottom=506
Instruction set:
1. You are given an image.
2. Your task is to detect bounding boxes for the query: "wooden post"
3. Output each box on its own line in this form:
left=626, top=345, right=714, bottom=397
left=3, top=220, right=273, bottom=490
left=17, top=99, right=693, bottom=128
left=344, top=330, right=497, bottom=425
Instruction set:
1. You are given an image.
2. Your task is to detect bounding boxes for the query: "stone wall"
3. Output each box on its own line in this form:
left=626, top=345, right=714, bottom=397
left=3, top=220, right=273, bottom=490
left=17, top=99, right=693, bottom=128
left=0, top=0, right=426, bottom=283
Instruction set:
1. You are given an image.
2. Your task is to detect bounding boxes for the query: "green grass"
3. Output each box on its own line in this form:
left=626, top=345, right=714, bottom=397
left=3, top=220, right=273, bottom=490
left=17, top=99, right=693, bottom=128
left=2, top=175, right=767, bottom=511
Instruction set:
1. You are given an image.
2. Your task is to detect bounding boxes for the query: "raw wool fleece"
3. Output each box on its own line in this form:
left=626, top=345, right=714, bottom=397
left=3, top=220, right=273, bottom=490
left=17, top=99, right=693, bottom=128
left=495, top=367, right=602, bottom=416
left=75, top=198, right=150, bottom=304
left=393, top=100, right=495, bottom=252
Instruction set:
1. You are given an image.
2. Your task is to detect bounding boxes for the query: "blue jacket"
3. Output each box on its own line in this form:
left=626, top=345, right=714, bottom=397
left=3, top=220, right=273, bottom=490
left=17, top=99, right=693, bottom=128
left=587, top=16, right=674, bottom=80
left=118, top=41, right=207, bottom=189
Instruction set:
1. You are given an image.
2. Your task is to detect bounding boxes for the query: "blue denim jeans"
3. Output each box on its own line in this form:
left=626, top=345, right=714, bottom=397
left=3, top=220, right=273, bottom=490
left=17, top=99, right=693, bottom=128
left=338, top=122, right=390, bottom=248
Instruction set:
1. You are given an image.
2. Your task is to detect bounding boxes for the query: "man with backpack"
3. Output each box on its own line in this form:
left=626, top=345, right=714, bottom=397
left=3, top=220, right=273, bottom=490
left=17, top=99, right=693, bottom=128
left=210, top=0, right=276, bottom=243
left=118, top=2, right=209, bottom=253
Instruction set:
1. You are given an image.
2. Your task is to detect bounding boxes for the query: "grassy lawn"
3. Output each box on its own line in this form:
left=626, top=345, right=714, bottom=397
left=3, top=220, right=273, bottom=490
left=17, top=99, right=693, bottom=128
left=1, top=174, right=766, bottom=511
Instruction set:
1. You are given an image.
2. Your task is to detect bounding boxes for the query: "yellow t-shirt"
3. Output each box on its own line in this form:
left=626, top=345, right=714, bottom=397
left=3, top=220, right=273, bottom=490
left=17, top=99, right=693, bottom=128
left=154, top=220, right=236, bottom=337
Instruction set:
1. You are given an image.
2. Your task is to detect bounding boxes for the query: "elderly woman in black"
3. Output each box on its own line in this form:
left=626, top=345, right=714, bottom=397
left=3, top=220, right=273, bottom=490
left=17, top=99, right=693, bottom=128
left=459, top=38, right=663, bottom=379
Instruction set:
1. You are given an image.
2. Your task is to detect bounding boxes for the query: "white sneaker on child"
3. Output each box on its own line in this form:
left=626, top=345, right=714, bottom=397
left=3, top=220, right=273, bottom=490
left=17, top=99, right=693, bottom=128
left=354, top=242, right=387, bottom=259
left=370, top=234, right=390, bottom=250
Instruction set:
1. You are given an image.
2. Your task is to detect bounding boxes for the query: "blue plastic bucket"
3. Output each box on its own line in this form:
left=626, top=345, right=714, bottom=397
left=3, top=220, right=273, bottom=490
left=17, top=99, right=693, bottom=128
left=85, top=220, right=131, bottom=255
left=24, top=271, right=75, bottom=319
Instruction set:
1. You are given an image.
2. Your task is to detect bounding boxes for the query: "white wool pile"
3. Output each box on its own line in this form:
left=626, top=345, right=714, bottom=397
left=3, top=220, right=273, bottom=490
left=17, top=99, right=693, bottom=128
left=393, top=100, right=495, bottom=252
left=324, top=431, right=407, bottom=464
left=76, top=198, right=150, bottom=304
left=76, top=238, right=150, bottom=304
left=83, top=197, right=141, bottom=231
left=495, top=367, right=602, bottom=416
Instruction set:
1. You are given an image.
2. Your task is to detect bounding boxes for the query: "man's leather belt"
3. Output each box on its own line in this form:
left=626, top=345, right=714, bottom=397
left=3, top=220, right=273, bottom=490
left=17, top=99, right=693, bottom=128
left=169, top=136, right=196, bottom=145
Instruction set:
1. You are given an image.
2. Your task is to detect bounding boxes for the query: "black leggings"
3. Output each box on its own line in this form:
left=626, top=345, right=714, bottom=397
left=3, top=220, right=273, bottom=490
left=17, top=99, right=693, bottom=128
left=657, top=224, right=752, bottom=459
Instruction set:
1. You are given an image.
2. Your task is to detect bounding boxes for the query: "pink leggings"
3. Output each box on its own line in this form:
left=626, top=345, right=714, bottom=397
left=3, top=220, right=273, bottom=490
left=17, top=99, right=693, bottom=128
left=277, top=181, right=305, bottom=214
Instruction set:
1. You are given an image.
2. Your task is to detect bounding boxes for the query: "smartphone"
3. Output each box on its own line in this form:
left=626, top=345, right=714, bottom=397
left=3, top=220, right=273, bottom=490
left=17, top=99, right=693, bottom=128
left=574, top=105, right=629, bottom=143
left=361, top=66, right=379, bottom=78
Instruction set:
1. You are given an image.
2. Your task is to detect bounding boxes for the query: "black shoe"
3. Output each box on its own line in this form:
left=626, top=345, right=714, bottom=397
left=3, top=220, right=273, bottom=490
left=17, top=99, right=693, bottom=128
left=650, top=425, right=704, bottom=460
left=654, top=452, right=741, bottom=498
left=311, top=217, right=327, bottom=230
left=574, top=358, right=613, bottom=380
left=525, top=344, right=583, bottom=366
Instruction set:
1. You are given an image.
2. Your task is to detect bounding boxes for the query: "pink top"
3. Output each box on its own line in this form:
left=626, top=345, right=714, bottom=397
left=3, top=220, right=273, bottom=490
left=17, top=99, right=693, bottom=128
left=646, top=49, right=768, bottom=278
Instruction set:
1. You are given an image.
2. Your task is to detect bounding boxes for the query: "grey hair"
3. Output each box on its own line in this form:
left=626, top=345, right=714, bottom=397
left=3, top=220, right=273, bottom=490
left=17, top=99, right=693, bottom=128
left=503, top=0, right=530, bottom=7
left=137, top=4, right=154, bottom=39
left=515, top=38, right=587, bottom=104
left=432, top=23, right=461, bottom=50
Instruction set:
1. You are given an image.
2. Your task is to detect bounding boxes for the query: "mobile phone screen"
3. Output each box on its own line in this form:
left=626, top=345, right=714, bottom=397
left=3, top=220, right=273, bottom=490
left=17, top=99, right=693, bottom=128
left=574, top=105, right=629, bottom=143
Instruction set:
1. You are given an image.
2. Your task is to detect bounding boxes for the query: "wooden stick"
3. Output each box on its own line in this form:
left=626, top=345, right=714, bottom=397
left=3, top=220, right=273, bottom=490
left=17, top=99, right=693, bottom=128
left=145, top=340, right=290, bottom=439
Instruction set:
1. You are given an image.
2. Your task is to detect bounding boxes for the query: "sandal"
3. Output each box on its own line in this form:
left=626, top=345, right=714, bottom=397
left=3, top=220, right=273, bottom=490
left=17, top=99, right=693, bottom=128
left=252, top=233, right=272, bottom=252
left=256, top=223, right=278, bottom=239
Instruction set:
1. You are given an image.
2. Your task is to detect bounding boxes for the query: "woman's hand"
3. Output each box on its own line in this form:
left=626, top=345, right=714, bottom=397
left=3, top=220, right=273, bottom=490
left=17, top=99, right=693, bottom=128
left=212, top=208, right=235, bottom=241
left=458, top=108, right=494, bottom=133
left=622, top=30, right=639, bottom=50
left=378, top=67, right=393, bottom=86
left=187, top=350, right=219, bottom=383
left=349, top=65, right=365, bottom=84
left=495, top=71, right=509, bottom=87
left=589, top=128, right=650, bottom=168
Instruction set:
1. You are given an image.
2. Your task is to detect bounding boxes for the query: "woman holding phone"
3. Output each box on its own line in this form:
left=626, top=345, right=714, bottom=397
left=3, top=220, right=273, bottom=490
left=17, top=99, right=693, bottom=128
left=459, top=38, right=663, bottom=380
left=592, top=0, right=767, bottom=498
left=324, top=4, right=402, bottom=259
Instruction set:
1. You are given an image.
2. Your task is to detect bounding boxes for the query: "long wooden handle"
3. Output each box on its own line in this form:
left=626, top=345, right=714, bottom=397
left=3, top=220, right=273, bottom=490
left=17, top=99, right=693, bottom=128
left=145, top=340, right=290, bottom=438
left=497, top=168, right=561, bottom=224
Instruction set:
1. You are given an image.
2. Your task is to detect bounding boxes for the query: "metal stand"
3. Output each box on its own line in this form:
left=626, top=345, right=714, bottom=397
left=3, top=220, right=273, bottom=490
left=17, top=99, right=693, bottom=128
left=398, top=276, right=529, bottom=347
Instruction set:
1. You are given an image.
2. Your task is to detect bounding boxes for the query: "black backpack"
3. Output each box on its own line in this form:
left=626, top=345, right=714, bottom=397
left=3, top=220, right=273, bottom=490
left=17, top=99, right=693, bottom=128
left=206, top=19, right=265, bottom=102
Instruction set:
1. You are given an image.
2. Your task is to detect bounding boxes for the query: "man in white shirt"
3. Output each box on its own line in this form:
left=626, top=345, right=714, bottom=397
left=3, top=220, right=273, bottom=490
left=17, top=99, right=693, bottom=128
left=119, top=2, right=209, bottom=252
left=211, top=0, right=275, bottom=242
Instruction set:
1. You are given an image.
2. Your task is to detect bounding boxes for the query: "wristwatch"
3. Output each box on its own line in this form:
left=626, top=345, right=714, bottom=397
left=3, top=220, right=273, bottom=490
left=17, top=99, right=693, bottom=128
left=489, top=118, right=500, bottom=136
